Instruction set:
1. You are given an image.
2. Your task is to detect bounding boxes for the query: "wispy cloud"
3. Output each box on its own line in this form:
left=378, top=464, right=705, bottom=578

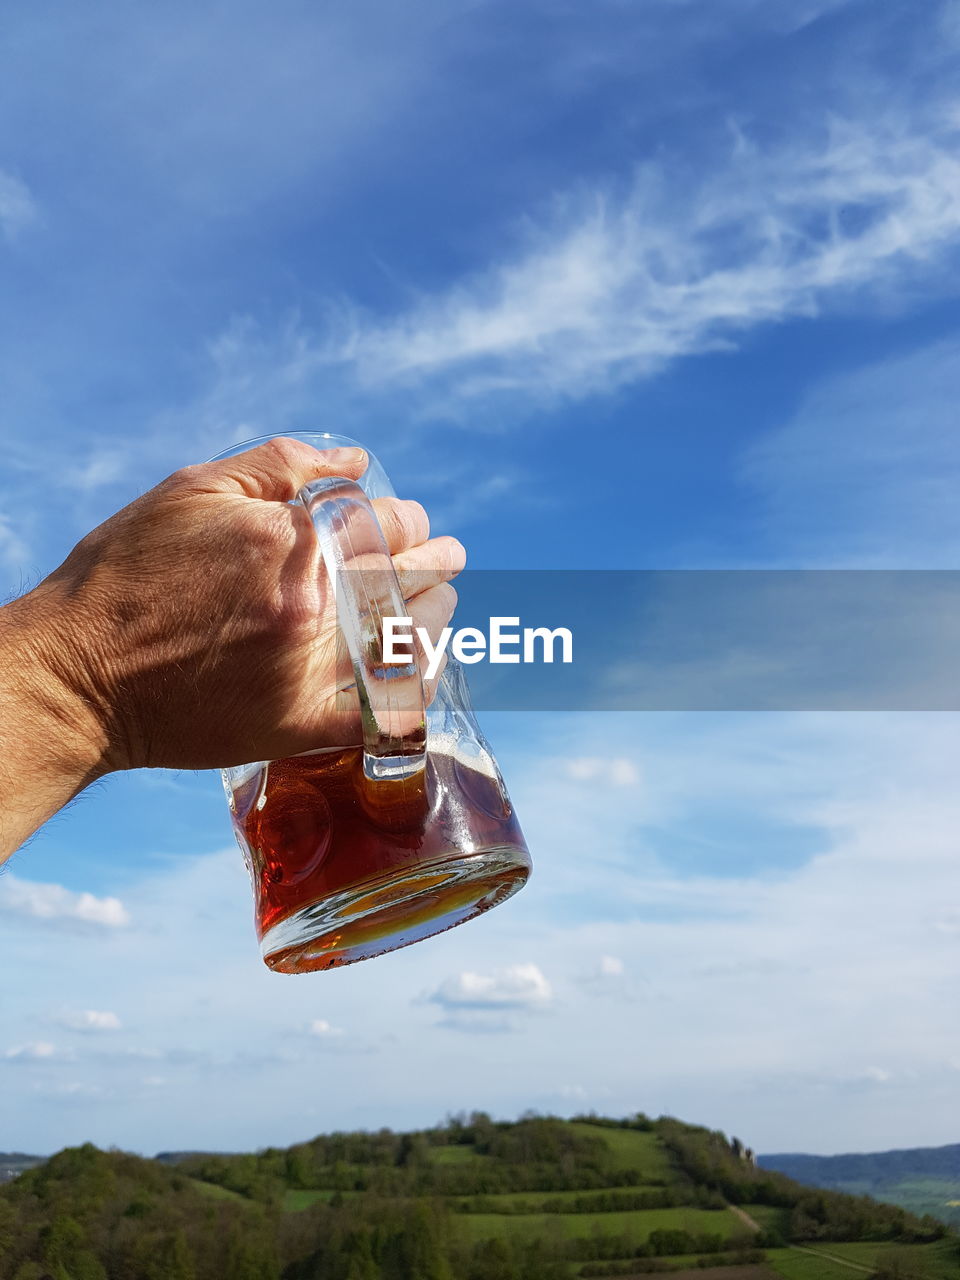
left=327, top=110, right=960, bottom=405
left=192, top=102, right=960, bottom=431
left=4, top=1041, right=68, bottom=1062
left=0, top=168, right=36, bottom=241
left=57, top=1009, right=122, bottom=1033
left=0, top=875, right=130, bottom=928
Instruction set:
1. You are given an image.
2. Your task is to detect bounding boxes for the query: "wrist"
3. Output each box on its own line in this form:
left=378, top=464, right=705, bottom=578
left=0, top=584, right=112, bottom=798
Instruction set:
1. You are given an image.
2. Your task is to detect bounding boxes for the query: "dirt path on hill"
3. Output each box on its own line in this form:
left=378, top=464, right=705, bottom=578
left=727, top=1206, right=880, bottom=1277
left=789, top=1244, right=875, bottom=1273
left=728, top=1204, right=763, bottom=1233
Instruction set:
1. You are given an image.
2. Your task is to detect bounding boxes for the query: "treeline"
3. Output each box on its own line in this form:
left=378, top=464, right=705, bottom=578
left=0, top=1144, right=280, bottom=1280
left=179, top=1113, right=657, bottom=1200
left=658, top=1118, right=949, bottom=1245
left=454, top=1186, right=725, bottom=1215
left=580, top=1254, right=766, bottom=1277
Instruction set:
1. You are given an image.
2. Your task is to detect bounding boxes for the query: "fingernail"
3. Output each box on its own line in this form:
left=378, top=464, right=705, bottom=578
left=321, top=446, right=366, bottom=466
left=447, top=538, right=467, bottom=572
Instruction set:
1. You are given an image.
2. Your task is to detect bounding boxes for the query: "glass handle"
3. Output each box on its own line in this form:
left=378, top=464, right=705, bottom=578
left=298, top=476, right=427, bottom=784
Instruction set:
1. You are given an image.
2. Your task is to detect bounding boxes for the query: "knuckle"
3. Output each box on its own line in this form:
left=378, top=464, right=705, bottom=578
left=259, top=436, right=304, bottom=470
left=435, top=536, right=464, bottom=573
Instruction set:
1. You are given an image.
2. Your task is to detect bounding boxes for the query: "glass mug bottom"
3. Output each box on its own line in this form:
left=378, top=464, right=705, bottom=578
left=230, top=740, right=531, bottom=974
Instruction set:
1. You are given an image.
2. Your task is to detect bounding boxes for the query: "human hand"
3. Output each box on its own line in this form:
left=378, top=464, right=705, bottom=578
left=5, top=438, right=462, bottom=781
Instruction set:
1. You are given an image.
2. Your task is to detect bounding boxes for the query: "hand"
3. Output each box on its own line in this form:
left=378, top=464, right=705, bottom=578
left=0, top=438, right=463, bottom=855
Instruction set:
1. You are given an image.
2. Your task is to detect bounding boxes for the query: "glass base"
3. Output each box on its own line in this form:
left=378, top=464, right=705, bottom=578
left=259, top=846, right=531, bottom=974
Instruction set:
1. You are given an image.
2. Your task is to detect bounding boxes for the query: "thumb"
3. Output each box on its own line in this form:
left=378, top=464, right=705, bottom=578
left=187, top=437, right=368, bottom=502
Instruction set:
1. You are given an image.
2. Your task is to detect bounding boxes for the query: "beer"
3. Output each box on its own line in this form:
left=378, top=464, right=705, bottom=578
left=231, top=746, right=530, bottom=973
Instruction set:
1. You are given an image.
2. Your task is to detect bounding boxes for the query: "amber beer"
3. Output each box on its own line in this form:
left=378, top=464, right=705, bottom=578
left=231, top=746, right=529, bottom=974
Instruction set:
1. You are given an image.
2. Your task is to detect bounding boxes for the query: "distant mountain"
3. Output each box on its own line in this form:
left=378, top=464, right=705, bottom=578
left=0, top=1151, right=44, bottom=1183
left=760, top=1144, right=960, bottom=1231
left=759, top=1144, right=960, bottom=1184
left=155, top=1149, right=231, bottom=1165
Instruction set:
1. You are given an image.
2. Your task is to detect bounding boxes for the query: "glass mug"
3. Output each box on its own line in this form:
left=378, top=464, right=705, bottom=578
left=212, top=432, right=531, bottom=973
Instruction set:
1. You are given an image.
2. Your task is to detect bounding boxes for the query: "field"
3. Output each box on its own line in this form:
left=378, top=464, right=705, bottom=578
left=185, top=1176, right=247, bottom=1202
left=766, top=1238, right=960, bottom=1280
left=426, top=1144, right=490, bottom=1165
left=282, top=1187, right=336, bottom=1211
left=458, top=1205, right=738, bottom=1244
left=741, top=1203, right=790, bottom=1235
left=565, top=1125, right=674, bottom=1179
left=660, top=1270, right=780, bottom=1280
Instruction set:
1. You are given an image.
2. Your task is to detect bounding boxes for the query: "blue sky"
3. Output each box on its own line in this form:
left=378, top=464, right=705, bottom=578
left=2, top=0, right=960, bottom=1157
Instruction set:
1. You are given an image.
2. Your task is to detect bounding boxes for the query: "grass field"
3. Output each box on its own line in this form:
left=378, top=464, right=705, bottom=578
left=767, top=1238, right=960, bottom=1280
left=282, top=1188, right=337, bottom=1211
left=426, top=1144, right=490, bottom=1164
left=453, top=1187, right=686, bottom=1211
left=766, top=1247, right=874, bottom=1279
left=185, top=1177, right=247, bottom=1202
left=567, top=1125, right=675, bottom=1181
left=458, top=1205, right=737, bottom=1244
left=662, top=1270, right=779, bottom=1280
left=740, top=1203, right=790, bottom=1235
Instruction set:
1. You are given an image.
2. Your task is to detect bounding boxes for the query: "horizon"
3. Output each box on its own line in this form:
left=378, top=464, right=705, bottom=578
left=10, top=1110, right=960, bottom=1165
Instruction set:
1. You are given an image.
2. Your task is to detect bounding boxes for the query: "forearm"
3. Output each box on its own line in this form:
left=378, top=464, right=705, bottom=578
left=0, top=586, right=109, bottom=862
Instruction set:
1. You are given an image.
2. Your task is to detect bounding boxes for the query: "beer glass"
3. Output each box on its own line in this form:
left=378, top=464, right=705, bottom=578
left=213, top=432, right=531, bottom=973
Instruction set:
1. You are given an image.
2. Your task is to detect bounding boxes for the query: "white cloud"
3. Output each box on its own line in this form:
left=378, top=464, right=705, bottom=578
left=566, top=757, right=640, bottom=786
left=599, top=955, right=625, bottom=978
left=308, top=1019, right=344, bottom=1038
left=5, top=1041, right=59, bottom=1061
left=0, top=876, right=130, bottom=928
left=0, top=169, right=36, bottom=241
left=58, top=1009, right=122, bottom=1033
left=861, top=1066, right=893, bottom=1084
left=430, top=963, right=553, bottom=1010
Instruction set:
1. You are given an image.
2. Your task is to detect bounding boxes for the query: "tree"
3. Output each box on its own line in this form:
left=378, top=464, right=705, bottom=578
left=153, top=1229, right=197, bottom=1280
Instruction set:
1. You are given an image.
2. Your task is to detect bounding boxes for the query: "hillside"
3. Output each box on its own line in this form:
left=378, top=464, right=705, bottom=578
left=0, top=1115, right=957, bottom=1280
left=759, top=1145, right=960, bottom=1233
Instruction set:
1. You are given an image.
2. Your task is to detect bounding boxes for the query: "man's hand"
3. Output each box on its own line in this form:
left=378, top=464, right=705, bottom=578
left=0, top=438, right=463, bottom=858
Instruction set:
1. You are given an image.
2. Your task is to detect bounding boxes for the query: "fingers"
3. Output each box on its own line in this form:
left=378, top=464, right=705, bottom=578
left=408, top=581, right=458, bottom=692
left=371, top=496, right=430, bottom=554
left=392, top=535, right=466, bottom=599
left=181, top=438, right=369, bottom=502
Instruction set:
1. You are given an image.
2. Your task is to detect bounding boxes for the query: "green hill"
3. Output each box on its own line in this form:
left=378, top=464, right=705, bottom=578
left=0, top=1115, right=957, bottom=1279
left=759, top=1146, right=960, bottom=1232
